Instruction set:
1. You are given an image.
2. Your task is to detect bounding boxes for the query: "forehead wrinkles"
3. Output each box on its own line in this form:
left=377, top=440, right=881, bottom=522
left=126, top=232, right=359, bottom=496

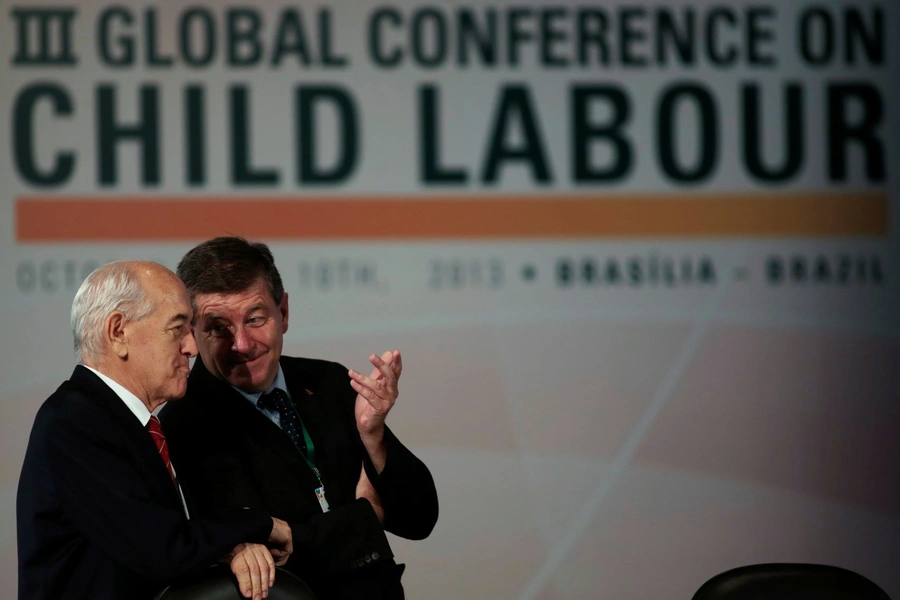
left=196, top=293, right=269, bottom=320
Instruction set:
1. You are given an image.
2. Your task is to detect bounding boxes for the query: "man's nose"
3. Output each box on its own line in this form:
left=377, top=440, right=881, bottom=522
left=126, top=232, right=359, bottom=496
left=231, top=327, right=252, bottom=353
left=183, top=328, right=199, bottom=358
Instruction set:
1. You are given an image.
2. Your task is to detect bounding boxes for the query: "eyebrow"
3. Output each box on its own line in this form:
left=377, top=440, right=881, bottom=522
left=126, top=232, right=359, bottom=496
left=203, top=304, right=268, bottom=321
left=168, top=313, right=191, bottom=326
left=199, top=314, right=229, bottom=331
left=200, top=313, right=229, bottom=324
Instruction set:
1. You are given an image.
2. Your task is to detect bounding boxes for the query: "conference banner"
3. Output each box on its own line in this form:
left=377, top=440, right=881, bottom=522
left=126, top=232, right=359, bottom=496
left=1, top=0, right=897, bottom=597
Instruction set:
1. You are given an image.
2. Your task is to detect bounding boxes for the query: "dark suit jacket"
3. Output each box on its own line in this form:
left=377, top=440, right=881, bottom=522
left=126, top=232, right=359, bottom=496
left=161, top=356, right=439, bottom=599
left=16, top=366, right=274, bottom=600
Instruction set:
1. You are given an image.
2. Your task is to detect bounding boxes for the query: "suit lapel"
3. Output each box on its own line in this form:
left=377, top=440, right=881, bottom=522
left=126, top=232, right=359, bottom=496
left=189, top=359, right=319, bottom=491
left=69, top=366, right=184, bottom=510
left=281, top=358, right=349, bottom=505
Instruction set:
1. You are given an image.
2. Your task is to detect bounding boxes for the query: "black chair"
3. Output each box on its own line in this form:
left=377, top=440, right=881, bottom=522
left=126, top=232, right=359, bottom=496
left=692, top=563, right=892, bottom=600
left=154, top=565, right=317, bottom=600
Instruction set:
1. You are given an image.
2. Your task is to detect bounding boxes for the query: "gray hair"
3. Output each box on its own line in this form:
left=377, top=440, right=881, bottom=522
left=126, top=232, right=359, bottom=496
left=71, top=261, right=155, bottom=364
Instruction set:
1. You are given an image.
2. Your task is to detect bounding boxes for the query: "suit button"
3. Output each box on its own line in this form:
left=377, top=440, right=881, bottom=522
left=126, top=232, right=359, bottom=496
left=371, top=552, right=380, bottom=561
left=364, top=554, right=372, bottom=563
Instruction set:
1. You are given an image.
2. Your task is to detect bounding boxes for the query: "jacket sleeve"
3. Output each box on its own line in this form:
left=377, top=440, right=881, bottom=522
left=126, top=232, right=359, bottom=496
left=168, top=424, right=395, bottom=576
left=163, top=406, right=393, bottom=579
left=332, top=359, right=438, bottom=541
left=45, top=407, right=273, bottom=583
left=286, top=498, right=395, bottom=574
left=362, top=424, right=439, bottom=540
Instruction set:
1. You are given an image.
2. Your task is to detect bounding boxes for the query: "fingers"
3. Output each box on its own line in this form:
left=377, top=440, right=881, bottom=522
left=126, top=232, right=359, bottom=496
left=354, top=350, right=401, bottom=391
left=349, top=379, right=383, bottom=413
left=348, top=370, right=385, bottom=397
left=391, top=349, right=403, bottom=377
left=266, top=517, right=294, bottom=581
left=350, top=351, right=402, bottom=429
left=369, top=351, right=399, bottom=383
left=231, top=544, right=263, bottom=600
left=252, top=544, right=272, bottom=600
left=285, top=536, right=294, bottom=560
left=268, top=517, right=291, bottom=546
left=278, top=530, right=294, bottom=564
left=349, top=379, right=393, bottom=416
left=271, top=548, right=290, bottom=567
left=349, top=372, right=392, bottom=407
left=259, top=544, right=275, bottom=590
left=228, top=544, right=249, bottom=597
left=246, top=544, right=275, bottom=599
left=265, top=518, right=293, bottom=567
left=232, top=555, right=252, bottom=598
left=247, top=548, right=263, bottom=600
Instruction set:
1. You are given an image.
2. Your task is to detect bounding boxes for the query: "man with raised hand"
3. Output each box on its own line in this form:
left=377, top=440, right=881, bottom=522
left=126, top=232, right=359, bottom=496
left=17, top=261, right=293, bottom=600
left=163, top=237, right=438, bottom=599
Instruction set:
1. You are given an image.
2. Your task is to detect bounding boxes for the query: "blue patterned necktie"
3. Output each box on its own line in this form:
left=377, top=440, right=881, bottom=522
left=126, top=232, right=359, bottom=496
left=257, top=388, right=309, bottom=458
left=259, top=388, right=329, bottom=512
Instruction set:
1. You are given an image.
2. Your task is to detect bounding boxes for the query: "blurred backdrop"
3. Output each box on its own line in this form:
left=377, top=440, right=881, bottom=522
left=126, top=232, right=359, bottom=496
left=1, top=0, right=898, bottom=597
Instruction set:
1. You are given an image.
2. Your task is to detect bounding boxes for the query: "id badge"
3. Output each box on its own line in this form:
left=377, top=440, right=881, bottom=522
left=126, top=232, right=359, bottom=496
left=315, top=486, right=330, bottom=512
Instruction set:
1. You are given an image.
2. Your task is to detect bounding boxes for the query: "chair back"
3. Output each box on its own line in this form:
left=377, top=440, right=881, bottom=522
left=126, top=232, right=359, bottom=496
left=692, top=563, right=891, bottom=600
left=154, top=565, right=317, bottom=600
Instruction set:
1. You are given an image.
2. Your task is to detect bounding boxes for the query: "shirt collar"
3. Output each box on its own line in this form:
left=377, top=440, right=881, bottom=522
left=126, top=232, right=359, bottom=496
left=232, top=365, right=290, bottom=406
left=83, top=365, right=156, bottom=426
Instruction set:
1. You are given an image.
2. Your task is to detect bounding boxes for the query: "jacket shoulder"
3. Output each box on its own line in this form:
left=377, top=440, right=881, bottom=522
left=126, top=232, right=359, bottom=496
left=281, top=355, right=348, bottom=378
left=280, top=355, right=354, bottom=399
left=35, top=378, right=110, bottom=428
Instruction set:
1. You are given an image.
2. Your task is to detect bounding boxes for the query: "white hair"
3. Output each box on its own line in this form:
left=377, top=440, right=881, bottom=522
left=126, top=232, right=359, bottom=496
left=71, top=261, right=155, bottom=364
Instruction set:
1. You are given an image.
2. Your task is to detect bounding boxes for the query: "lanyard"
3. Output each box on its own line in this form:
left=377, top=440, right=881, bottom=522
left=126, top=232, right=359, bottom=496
left=299, top=420, right=321, bottom=485
left=257, top=387, right=329, bottom=511
left=283, top=401, right=329, bottom=512
left=284, top=400, right=318, bottom=476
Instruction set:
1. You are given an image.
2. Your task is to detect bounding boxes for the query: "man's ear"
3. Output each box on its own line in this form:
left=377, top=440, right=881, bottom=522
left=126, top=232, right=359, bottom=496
left=279, top=292, right=290, bottom=334
left=106, top=312, right=129, bottom=358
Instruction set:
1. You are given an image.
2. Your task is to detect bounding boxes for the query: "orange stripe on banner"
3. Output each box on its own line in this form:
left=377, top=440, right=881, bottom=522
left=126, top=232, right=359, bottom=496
left=15, top=193, right=889, bottom=242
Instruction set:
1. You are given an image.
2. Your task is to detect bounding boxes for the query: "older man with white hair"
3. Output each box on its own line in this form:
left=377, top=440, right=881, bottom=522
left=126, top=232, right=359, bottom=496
left=17, top=261, right=294, bottom=600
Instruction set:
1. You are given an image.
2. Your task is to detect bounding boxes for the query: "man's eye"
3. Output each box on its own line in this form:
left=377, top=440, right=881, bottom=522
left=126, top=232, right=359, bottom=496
left=248, top=317, right=265, bottom=325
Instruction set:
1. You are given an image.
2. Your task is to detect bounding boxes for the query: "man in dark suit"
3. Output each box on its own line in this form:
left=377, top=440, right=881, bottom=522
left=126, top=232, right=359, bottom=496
left=17, top=261, right=294, bottom=600
left=162, top=237, right=438, bottom=599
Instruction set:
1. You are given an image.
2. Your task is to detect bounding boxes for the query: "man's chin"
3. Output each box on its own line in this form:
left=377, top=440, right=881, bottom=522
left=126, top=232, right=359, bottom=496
left=220, top=357, right=275, bottom=392
left=223, top=369, right=266, bottom=394
left=166, top=382, right=189, bottom=402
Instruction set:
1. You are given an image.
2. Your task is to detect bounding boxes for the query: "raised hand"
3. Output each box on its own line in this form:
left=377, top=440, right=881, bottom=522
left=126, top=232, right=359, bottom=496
left=349, top=350, right=402, bottom=438
left=349, top=350, right=402, bottom=473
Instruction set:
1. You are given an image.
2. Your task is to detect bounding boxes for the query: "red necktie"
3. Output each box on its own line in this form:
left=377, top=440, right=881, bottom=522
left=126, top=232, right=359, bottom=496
left=147, top=415, right=177, bottom=486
